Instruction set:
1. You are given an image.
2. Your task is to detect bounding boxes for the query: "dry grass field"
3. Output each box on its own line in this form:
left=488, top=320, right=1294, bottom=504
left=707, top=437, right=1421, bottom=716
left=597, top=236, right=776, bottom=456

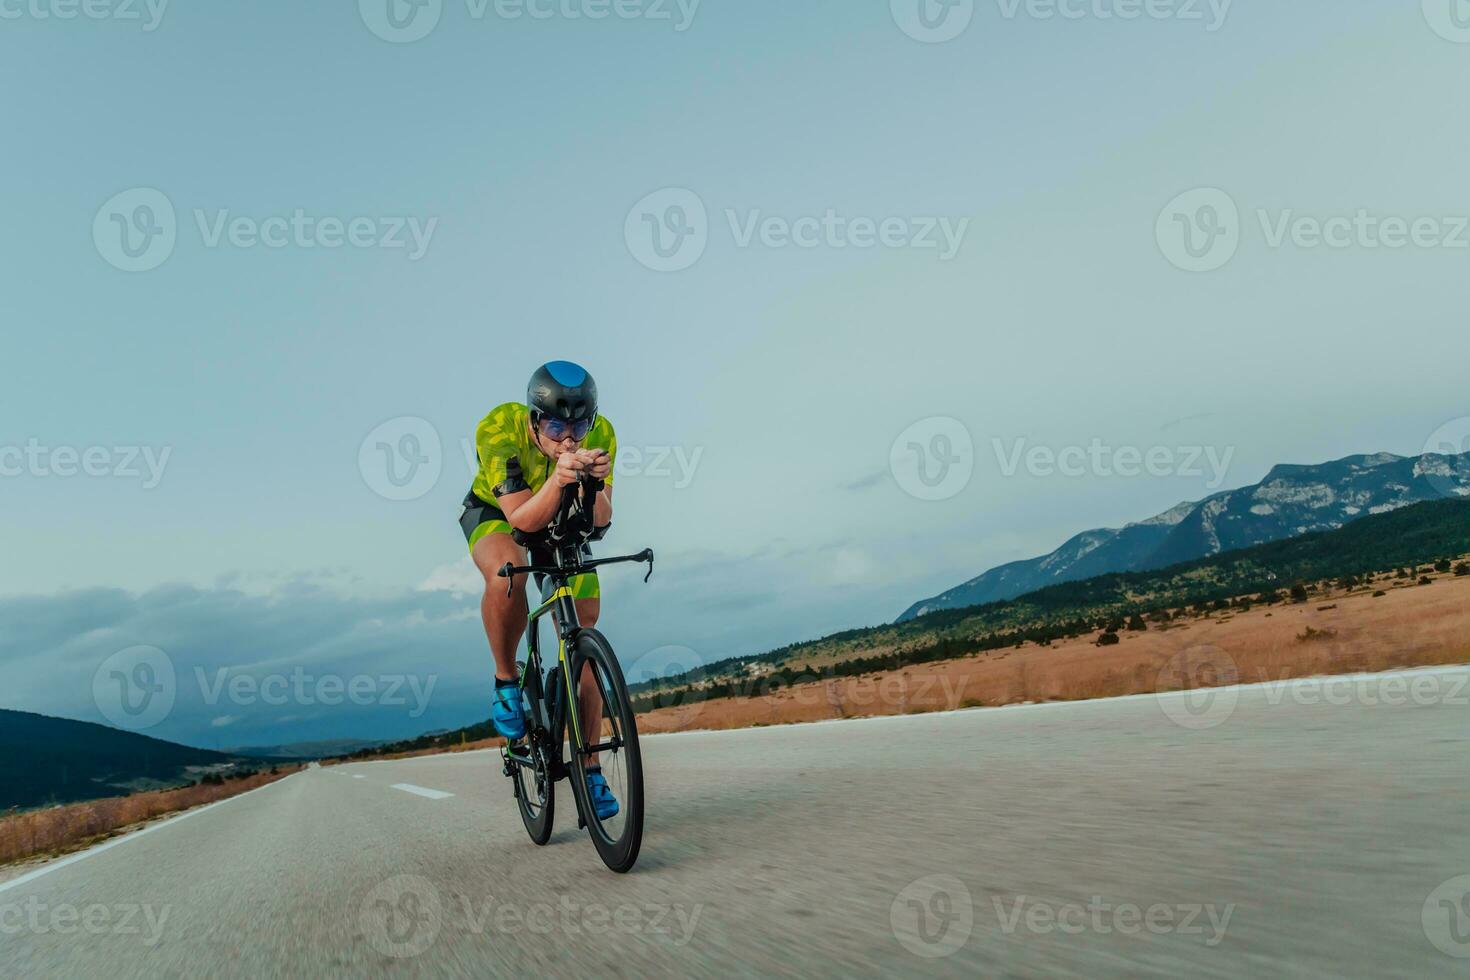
left=635, top=570, right=1470, bottom=734
left=0, top=767, right=300, bottom=868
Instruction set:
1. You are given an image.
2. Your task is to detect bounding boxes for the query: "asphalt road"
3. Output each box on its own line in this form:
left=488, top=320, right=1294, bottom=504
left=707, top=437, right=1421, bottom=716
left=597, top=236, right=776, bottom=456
left=4, top=665, right=1470, bottom=978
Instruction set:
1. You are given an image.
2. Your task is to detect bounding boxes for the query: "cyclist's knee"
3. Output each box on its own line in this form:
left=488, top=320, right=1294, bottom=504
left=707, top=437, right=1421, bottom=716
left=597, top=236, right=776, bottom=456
left=473, top=533, right=521, bottom=580
left=473, top=535, right=527, bottom=605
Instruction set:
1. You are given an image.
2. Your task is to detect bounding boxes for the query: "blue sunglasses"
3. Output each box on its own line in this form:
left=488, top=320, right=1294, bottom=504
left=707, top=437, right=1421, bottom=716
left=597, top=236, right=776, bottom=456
left=536, top=415, right=594, bottom=441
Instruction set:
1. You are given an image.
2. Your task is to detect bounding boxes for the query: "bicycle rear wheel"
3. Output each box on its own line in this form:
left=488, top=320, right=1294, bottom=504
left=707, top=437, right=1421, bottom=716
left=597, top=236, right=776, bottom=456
left=566, top=629, right=644, bottom=873
left=507, top=666, right=554, bottom=845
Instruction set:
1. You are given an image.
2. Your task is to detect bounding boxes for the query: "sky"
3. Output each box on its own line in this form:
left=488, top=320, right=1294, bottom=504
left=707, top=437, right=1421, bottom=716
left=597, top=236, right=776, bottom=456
left=3, top=0, right=1469, bottom=748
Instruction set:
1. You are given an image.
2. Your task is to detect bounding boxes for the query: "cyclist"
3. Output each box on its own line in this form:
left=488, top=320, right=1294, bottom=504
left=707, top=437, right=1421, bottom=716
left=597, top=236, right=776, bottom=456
left=459, top=361, right=619, bottom=818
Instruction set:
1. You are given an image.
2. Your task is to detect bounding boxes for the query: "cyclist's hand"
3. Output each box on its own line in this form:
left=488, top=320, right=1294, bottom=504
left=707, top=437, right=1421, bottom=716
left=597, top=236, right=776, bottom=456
left=552, top=451, right=586, bottom=488
left=581, top=449, right=612, bottom=481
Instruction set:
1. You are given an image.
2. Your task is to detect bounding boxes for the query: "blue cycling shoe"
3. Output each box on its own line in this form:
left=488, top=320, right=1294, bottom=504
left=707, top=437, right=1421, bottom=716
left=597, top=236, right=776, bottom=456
left=585, top=767, right=619, bottom=820
left=492, top=679, right=527, bottom=741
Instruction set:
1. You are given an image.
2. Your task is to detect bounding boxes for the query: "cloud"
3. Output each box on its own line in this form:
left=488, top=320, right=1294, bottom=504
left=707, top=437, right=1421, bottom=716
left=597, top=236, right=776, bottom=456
left=0, top=531, right=917, bottom=751
left=843, top=468, right=889, bottom=492
left=0, top=584, right=493, bottom=750
left=417, top=558, right=481, bottom=596
left=1160, top=412, right=1216, bottom=433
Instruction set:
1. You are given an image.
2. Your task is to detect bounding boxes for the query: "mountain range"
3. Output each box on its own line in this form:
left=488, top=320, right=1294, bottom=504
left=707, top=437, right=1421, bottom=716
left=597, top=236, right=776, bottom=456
left=0, top=709, right=257, bottom=812
left=897, top=450, right=1470, bottom=622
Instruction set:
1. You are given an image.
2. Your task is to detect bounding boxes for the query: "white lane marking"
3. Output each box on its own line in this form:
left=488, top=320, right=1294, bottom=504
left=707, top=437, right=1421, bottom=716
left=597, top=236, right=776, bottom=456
left=391, top=783, right=454, bottom=800
left=352, top=775, right=366, bottom=779
left=0, top=773, right=298, bottom=896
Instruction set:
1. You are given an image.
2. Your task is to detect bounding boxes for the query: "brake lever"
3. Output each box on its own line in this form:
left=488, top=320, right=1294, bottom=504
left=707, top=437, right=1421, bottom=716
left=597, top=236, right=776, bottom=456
left=641, top=549, right=655, bottom=583
left=497, top=561, right=517, bottom=597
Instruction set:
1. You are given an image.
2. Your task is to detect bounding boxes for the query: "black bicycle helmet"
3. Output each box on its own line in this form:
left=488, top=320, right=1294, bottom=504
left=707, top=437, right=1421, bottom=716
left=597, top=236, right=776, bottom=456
left=527, top=361, right=598, bottom=424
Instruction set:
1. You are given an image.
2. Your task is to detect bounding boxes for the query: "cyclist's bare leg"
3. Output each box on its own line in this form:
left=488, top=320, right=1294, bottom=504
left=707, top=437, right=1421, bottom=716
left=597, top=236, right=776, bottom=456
left=573, top=599, right=603, bottom=765
left=472, top=532, right=529, bottom=682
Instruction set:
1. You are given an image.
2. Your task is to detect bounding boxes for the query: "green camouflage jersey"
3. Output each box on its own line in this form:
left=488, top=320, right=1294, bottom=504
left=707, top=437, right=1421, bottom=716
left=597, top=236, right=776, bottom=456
left=471, top=402, right=617, bottom=505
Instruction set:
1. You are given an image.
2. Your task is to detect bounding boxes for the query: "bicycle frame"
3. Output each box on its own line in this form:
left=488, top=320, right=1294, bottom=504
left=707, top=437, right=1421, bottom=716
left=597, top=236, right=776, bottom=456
left=499, top=482, right=653, bottom=784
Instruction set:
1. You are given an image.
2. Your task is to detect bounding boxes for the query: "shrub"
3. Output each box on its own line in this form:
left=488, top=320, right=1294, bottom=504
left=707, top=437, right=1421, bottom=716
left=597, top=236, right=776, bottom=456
left=1419, top=576, right=1433, bottom=586
left=1290, top=583, right=1309, bottom=603
left=1126, top=614, right=1148, bottom=631
left=1456, top=562, right=1470, bottom=577
left=1373, top=590, right=1387, bottom=597
left=1096, top=632, right=1121, bottom=647
left=1434, top=559, right=1452, bottom=573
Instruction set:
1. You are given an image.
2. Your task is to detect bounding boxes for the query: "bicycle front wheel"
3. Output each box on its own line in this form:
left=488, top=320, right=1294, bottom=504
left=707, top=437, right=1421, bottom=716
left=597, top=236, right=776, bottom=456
left=566, top=629, right=644, bottom=873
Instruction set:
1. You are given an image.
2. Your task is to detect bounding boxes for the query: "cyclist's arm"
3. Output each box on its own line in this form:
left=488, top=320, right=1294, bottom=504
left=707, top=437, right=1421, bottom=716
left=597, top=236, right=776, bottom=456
left=582, top=448, right=614, bottom=527
left=497, top=451, right=590, bottom=533
left=495, top=481, right=561, bottom=534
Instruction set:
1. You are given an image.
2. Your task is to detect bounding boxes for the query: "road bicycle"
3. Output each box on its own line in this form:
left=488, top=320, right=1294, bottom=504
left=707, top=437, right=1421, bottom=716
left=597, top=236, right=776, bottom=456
left=496, top=476, right=652, bottom=873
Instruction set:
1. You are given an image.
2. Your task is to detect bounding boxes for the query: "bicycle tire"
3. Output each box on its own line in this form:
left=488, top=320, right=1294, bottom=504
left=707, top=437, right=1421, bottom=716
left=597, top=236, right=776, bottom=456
left=566, top=629, right=644, bottom=873
left=510, top=668, right=555, bottom=845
